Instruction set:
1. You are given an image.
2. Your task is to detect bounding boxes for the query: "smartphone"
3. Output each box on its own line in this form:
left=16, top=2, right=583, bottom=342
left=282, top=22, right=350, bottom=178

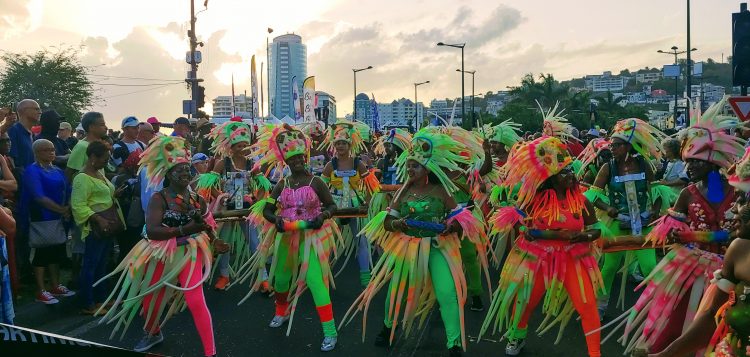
left=9, top=102, right=15, bottom=113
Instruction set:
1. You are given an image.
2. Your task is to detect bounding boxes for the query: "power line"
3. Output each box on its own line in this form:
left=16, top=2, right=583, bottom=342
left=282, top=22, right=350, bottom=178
left=94, top=81, right=184, bottom=87
left=102, top=83, right=183, bottom=99
left=88, top=74, right=184, bottom=81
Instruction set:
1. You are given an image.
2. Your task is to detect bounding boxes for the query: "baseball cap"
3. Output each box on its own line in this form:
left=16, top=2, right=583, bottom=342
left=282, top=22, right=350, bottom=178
left=59, top=122, right=72, bottom=131
left=174, top=117, right=190, bottom=125
left=121, top=116, right=139, bottom=128
left=75, top=123, right=84, bottom=132
left=147, top=117, right=161, bottom=125
left=192, top=153, right=209, bottom=164
left=196, top=117, right=210, bottom=129
left=40, top=110, right=65, bottom=122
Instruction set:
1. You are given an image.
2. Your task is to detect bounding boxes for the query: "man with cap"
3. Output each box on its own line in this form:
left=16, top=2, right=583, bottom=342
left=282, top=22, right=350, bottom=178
left=171, top=117, right=190, bottom=138
left=137, top=122, right=155, bottom=145
left=146, top=117, right=163, bottom=136
left=58, top=121, right=78, bottom=150
left=195, top=117, right=214, bottom=156
left=111, top=116, right=145, bottom=171
left=74, top=123, right=85, bottom=141
left=37, top=110, right=70, bottom=167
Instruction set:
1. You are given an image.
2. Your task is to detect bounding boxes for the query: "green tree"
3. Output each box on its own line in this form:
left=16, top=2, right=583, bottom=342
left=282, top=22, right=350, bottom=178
left=0, top=47, right=97, bottom=126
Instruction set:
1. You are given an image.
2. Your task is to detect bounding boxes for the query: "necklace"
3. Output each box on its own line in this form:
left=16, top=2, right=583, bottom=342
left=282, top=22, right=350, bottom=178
left=230, top=156, right=247, bottom=172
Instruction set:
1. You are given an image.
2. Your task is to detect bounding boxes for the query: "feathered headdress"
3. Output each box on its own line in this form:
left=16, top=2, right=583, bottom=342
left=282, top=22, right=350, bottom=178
left=394, top=127, right=471, bottom=194
left=500, top=136, right=573, bottom=209
left=540, top=101, right=577, bottom=143
left=209, top=121, right=253, bottom=159
left=487, top=119, right=522, bottom=149
left=320, top=119, right=369, bottom=155
left=373, top=128, right=412, bottom=156
left=251, top=123, right=310, bottom=175
left=680, top=96, right=746, bottom=169
left=728, top=147, right=750, bottom=192
left=576, top=138, right=610, bottom=175
left=138, top=136, right=191, bottom=189
left=296, top=120, right=326, bottom=139
left=610, top=118, right=666, bottom=164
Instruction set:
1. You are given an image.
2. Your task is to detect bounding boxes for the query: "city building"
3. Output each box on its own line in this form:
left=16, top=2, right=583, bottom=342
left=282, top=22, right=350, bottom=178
left=376, top=98, right=424, bottom=128
left=315, top=91, right=337, bottom=125
left=584, top=71, right=628, bottom=92
left=211, top=94, right=251, bottom=117
left=269, top=34, right=307, bottom=119
left=635, top=71, right=663, bottom=83
left=354, top=93, right=372, bottom=126
left=690, top=83, right=726, bottom=106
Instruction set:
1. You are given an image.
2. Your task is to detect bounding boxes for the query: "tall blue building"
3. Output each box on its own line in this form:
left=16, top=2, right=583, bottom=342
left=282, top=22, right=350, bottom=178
left=354, top=93, right=372, bottom=127
left=269, top=34, right=307, bottom=119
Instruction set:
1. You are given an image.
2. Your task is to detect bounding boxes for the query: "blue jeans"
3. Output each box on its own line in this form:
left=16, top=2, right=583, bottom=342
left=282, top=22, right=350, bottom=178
left=79, top=235, right=113, bottom=308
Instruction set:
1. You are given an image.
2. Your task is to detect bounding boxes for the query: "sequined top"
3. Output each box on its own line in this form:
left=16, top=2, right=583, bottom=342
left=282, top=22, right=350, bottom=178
left=279, top=177, right=321, bottom=221
left=397, top=192, right=446, bottom=238
left=685, top=184, right=736, bottom=253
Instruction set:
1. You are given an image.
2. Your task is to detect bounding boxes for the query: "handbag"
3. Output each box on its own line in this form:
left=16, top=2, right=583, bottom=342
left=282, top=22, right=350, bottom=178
left=91, top=204, right=125, bottom=238
left=126, top=178, right=145, bottom=228
left=29, top=219, right=67, bottom=248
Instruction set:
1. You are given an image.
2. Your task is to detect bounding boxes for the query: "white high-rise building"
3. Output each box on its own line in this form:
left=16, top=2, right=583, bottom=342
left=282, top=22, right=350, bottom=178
left=315, top=91, right=337, bottom=124
left=212, top=94, right=251, bottom=117
left=376, top=98, right=424, bottom=128
left=270, top=34, right=307, bottom=119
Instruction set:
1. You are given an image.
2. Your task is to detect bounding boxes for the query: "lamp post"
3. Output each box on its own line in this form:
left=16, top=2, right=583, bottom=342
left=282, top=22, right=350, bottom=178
left=267, top=27, right=273, bottom=118
left=437, top=42, right=466, bottom=128
left=658, top=46, right=697, bottom=128
left=413, top=80, right=430, bottom=132
left=353, top=66, right=373, bottom=120
left=457, top=69, right=475, bottom=127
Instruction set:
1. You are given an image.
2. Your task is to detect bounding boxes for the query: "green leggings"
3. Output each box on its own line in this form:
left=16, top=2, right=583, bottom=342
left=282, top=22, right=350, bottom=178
left=384, top=246, right=461, bottom=349
left=600, top=249, right=656, bottom=297
left=273, top=239, right=336, bottom=337
left=459, top=239, right=483, bottom=297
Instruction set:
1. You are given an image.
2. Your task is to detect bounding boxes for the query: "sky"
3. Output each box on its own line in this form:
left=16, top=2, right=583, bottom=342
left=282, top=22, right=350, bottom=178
left=0, top=0, right=744, bottom=127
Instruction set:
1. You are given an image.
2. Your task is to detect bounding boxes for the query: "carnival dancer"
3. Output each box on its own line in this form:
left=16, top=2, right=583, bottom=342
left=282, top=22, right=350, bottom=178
left=320, top=119, right=379, bottom=287
left=341, top=127, right=489, bottom=357
left=585, top=118, right=670, bottom=317
left=370, top=128, right=411, bottom=215
left=478, top=136, right=604, bottom=357
left=576, top=138, right=612, bottom=185
left=485, top=120, right=522, bottom=167
left=237, top=124, right=342, bottom=352
left=297, top=121, right=329, bottom=176
left=93, top=136, right=228, bottom=356
left=604, top=98, right=746, bottom=354
left=207, top=120, right=271, bottom=290
left=646, top=148, right=750, bottom=357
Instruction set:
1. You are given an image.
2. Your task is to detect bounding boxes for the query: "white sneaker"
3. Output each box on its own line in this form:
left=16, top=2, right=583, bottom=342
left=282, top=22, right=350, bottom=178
left=321, top=336, right=337, bottom=352
left=505, top=338, right=525, bottom=356
left=269, top=315, right=290, bottom=328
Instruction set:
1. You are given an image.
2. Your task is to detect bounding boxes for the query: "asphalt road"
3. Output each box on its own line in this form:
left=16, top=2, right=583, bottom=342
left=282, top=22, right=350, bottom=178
left=11, top=260, right=640, bottom=357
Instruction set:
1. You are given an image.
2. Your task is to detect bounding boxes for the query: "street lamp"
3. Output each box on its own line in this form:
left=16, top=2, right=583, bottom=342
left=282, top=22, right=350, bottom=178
left=414, top=80, right=430, bottom=132
left=353, top=66, right=373, bottom=120
left=457, top=69, right=476, bottom=128
left=657, top=46, right=697, bottom=128
left=266, top=27, right=273, bottom=118
left=437, top=42, right=467, bottom=128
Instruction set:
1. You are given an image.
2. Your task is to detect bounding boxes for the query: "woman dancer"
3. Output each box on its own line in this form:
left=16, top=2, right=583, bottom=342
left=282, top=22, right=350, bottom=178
left=94, top=136, right=228, bottom=356
left=608, top=98, right=745, bottom=354
left=370, top=128, right=411, bottom=215
left=208, top=120, right=270, bottom=290
left=320, top=119, right=379, bottom=287
left=647, top=147, right=750, bottom=356
left=479, top=136, right=604, bottom=357
left=238, top=124, right=342, bottom=352
left=585, top=118, right=670, bottom=317
left=341, top=127, right=489, bottom=357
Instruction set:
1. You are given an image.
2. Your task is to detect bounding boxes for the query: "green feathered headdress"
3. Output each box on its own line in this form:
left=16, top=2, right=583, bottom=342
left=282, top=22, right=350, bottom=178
left=209, top=121, right=252, bottom=158
left=395, top=127, right=471, bottom=194
left=487, top=119, right=522, bottom=149
left=138, top=136, right=191, bottom=189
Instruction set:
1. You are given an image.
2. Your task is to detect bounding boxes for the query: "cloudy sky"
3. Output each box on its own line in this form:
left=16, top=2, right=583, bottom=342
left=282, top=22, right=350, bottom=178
left=0, top=0, right=742, bottom=127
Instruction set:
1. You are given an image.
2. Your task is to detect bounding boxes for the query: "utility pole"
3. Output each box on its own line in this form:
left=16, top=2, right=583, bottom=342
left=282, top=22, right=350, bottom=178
left=186, top=0, right=206, bottom=118
left=686, top=0, right=692, bottom=122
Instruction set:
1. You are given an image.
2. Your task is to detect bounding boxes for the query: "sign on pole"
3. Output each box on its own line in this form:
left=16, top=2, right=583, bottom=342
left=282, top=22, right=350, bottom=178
left=729, top=96, right=750, bottom=121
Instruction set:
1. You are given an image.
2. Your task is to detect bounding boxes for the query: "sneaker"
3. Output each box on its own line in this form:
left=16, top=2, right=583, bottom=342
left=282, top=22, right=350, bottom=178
left=505, top=338, right=525, bottom=356
left=320, top=336, right=337, bottom=352
left=259, top=281, right=273, bottom=294
left=133, top=331, right=164, bottom=352
left=50, top=284, right=76, bottom=297
left=214, top=276, right=230, bottom=290
left=269, top=315, right=289, bottom=328
left=470, top=295, right=484, bottom=312
left=448, top=346, right=462, bottom=357
left=374, top=324, right=394, bottom=347
left=36, top=290, right=59, bottom=305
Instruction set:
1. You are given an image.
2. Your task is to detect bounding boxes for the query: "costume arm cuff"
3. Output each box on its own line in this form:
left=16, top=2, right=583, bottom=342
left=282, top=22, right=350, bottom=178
left=711, top=270, right=736, bottom=294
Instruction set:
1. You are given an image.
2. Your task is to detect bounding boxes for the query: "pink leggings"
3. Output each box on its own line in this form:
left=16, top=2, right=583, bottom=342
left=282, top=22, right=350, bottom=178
left=514, top=258, right=601, bottom=357
left=143, top=258, right=216, bottom=356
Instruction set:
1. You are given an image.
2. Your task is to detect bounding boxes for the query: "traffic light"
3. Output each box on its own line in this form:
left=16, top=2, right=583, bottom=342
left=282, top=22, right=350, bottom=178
left=196, top=85, right=206, bottom=108
left=733, top=4, right=750, bottom=87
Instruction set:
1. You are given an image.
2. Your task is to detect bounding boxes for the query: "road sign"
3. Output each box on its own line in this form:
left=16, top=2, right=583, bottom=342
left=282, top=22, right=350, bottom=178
left=183, top=100, right=196, bottom=115
left=729, top=96, right=750, bottom=121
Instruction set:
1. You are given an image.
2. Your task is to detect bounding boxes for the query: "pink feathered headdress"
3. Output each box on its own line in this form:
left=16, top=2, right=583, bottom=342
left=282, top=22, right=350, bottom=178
left=680, top=96, right=745, bottom=169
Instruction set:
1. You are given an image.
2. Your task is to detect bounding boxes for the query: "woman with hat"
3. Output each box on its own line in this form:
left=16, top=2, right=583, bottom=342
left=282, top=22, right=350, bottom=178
left=479, top=135, right=604, bottom=357
left=237, top=123, right=342, bottom=351
left=320, top=119, right=379, bottom=287
left=341, top=127, right=489, bottom=357
left=93, top=135, right=227, bottom=356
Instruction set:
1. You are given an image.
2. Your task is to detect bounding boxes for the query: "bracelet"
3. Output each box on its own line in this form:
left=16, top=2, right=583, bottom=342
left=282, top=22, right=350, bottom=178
left=179, top=225, right=185, bottom=236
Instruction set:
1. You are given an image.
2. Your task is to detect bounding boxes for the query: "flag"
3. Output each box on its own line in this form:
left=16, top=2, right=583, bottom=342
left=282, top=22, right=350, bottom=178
left=231, top=74, right=236, bottom=116
left=302, top=76, right=316, bottom=122
left=250, top=55, right=259, bottom=119
left=260, top=62, right=264, bottom=118
left=292, top=76, right=302, bottom=121
left=370, top=93, right=380, bottom=132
